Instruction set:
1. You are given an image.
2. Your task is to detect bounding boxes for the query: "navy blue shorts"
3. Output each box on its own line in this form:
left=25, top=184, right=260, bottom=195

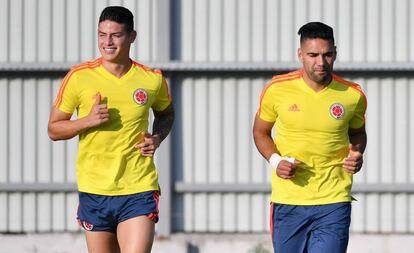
left=270, top=202, right=351, bottom=253
left=77, top=191, right=160, bottom=233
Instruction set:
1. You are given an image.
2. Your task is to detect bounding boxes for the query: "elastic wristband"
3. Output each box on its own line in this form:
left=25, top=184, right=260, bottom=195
left=284, top=156, right=295, bottom=163
left=268, top=153, right=283, bottom=169
left=268, top=153, right=295, bottom=169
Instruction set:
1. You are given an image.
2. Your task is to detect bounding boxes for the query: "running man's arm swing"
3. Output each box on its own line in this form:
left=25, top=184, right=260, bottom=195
left=135, top=104, right=175, bottom=156
left=343, top=125, right=367, bottom=174
left=152, top=104, right=175, bottom=143
left=253, top=114, right=299, bottom=179
left=48, top=92, right=109, bottom=141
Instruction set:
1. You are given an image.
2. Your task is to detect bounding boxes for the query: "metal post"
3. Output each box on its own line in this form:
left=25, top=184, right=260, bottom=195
left=155, top=0, right=172, bottom=236
left=156, top=0, right=171, bottom=62
left=155, top=134, right=172, bottom=236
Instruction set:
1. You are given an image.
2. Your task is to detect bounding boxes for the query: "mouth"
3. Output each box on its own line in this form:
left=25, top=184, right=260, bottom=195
left=103, top=47, right=116, bottom=54
left=314, top=69, right=328, bottom=75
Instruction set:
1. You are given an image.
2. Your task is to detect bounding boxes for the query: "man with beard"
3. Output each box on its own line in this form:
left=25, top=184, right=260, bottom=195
left=253, top=22, right=367, bottom=253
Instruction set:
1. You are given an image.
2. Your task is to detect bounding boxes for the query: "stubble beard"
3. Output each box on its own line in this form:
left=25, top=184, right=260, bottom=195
left=310, top=69, right=332, bottom=85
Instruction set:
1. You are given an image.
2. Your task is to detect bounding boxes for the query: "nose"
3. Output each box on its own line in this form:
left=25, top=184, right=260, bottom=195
left=104, top=35, right=113, bottom=45
left=316, top=55, right=327, bottom=66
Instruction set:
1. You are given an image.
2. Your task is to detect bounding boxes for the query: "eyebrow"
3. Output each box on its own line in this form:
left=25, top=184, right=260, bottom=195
left=98, top=31, right=125, bottom=35
left=307, top=51, right=334, bottom=55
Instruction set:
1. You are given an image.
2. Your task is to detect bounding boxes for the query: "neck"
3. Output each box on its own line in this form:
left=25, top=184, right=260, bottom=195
left=101, top=58, right=132, bottom=78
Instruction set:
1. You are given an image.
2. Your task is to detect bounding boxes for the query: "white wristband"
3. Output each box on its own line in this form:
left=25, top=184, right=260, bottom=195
left=268, top=153, right=295, bottom=169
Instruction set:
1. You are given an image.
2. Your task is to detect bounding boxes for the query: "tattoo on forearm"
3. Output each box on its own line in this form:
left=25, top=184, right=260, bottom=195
left=152, top=106, right=175, bottom=142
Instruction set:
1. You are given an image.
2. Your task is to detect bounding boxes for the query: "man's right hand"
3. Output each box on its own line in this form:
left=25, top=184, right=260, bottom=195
left=276, top=160, right=300, bottom=179
left=86, top=92, right=109, bottom=128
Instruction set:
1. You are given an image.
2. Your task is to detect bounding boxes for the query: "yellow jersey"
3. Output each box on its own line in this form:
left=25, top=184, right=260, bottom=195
left=258, top=69, right=366, bottom=205
left=54, top=58, right=171, bottom=195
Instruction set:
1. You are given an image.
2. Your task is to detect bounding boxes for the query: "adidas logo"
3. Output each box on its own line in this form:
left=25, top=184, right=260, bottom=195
left=288, top=104, right=300, bottom=112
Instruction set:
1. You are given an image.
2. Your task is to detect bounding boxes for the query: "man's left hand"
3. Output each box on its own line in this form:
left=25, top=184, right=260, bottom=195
left=135, top=132, right=161, bottom=156
left=343, top=144, right=363, bottom=174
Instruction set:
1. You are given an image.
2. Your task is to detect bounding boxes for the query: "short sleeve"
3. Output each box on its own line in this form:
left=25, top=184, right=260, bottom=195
left=257, top=85, right=278, bottom=122
left=349, top=91, right=367, bottom=129
left=53, top=70, right=79, bottom=114
left=152, top=73, right=172, bottom=112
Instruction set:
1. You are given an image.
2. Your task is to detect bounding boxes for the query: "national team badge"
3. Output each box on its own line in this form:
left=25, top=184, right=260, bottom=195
left=82, top=221, right=94, bottom=231
left=133, top=89, right=148, bottom=105
left=330, top=103, right=345, bottom=119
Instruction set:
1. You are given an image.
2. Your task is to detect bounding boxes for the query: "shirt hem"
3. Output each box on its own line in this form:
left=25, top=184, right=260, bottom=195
left=270, top=197, right=352, bottom=206
left=78, top=186, right=159, bottom=196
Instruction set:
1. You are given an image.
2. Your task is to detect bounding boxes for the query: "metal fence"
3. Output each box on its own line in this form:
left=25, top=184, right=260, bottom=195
left=0, top=0, right=413, bottom=236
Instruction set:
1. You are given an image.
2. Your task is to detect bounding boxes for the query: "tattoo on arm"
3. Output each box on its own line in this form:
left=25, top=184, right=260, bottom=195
left=152, top=104, right=175, bottom=142
left=348, top=126, right=367, bottom=154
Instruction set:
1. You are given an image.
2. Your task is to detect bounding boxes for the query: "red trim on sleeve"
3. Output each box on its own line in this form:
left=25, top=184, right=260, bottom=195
left=257, top=70, right=303, bottom=117
left=54, top=58, right=101, bottom=108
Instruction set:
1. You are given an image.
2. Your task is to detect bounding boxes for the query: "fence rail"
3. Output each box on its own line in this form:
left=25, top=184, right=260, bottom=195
left=2, top=62, right=414, bottom=72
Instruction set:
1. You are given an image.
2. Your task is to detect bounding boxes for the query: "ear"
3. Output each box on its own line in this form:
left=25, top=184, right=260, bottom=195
left=333, top=46, right=337, bottom=61
left=129, top=30, right=137, bottom=43
left=297, top=48, right=303, bottom=63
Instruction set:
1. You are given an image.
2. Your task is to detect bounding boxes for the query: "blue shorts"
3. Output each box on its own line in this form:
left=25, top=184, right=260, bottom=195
left=270, top=202, right=351, bottom=253
left=77, top=191, right=160, bottom=233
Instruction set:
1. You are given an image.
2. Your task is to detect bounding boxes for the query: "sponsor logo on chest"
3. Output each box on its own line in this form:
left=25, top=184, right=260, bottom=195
left=288, top=103, right=300, bottom=112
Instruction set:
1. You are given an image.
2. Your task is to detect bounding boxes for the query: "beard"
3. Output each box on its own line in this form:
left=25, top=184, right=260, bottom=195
left=308, top=68, right=332, bottom=85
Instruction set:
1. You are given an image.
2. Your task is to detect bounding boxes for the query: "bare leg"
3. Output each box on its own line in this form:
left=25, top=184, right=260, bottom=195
left=85, top=231, right=120, bottom=253
left=117, top=216, right=155, bottom=253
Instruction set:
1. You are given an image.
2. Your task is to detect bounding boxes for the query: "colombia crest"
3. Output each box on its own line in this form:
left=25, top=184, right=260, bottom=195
left=133, top=88, right=148, bottom=105
left=329, top=103, right=345, bottom=119
left=82, top=221, right=94, bottom=231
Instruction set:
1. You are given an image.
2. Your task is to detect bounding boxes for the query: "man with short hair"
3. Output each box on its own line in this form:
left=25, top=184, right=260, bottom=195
left=48, top=6, right=174, bottom=253
left=253, top=22, right=367, bottom=253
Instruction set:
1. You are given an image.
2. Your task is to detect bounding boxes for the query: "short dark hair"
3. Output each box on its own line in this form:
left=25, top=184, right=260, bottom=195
left=99, top=6, right=134, bottom=33
left=298, top=22, right=334, bottom=45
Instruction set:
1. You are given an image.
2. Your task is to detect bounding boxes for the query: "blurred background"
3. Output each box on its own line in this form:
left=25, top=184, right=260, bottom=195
left=0, top=0, right=413, bottom=252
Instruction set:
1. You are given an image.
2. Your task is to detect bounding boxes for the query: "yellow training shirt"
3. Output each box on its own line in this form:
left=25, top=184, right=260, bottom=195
left=54, top=58, right=171, bottom=195
left=258, top=69, right=366, bottom=205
